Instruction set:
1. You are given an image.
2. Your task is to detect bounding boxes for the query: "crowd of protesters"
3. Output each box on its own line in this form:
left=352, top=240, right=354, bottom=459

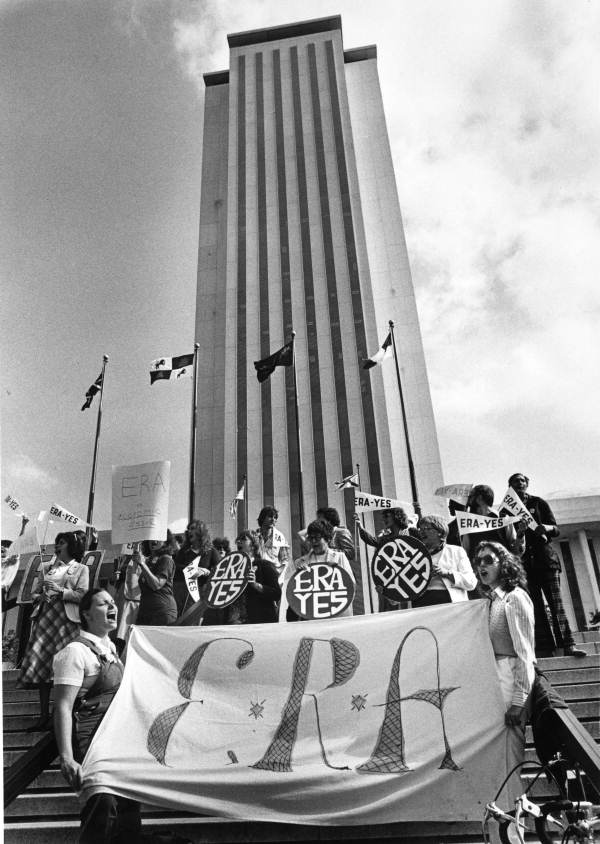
left=0, top=470, right=589, bottom=843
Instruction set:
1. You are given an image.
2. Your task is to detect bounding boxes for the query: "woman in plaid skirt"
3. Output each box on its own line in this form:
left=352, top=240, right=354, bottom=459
left=18, top=531, right=89, bottom=731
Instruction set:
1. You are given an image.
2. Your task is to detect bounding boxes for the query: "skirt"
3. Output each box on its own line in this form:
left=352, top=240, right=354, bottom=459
left=18, top=598, right=80, bottom=687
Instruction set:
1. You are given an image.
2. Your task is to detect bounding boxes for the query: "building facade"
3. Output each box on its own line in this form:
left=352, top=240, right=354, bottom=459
left=194, top=16, right=443, bottom=548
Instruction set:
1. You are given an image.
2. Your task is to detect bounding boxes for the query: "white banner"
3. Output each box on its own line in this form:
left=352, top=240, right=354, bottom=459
left=434, top=484, right=473, bottom=506
left=354, top=491, right=414, bottom=514
left=49, top=502, right=91, bottom=529
left=82, top=602, right=509, bottom=825
left=111, top=461, right=170, bottom=544
left=456, top=513, right=522, bottom=536
left=499, top=488, right=538, bottom=530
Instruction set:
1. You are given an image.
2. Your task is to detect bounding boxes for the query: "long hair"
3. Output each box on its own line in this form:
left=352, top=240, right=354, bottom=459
left=141, top=529, right=176, bottom=559
left=474, top=541, right=528, bottom=594
left=182, top=520, right=212, bottom=555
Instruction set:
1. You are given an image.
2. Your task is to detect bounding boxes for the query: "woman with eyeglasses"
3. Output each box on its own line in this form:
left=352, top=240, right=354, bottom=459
left=413, top=515, right=477, bottom=607
left=475, top=541, right=535, bottom=818
left=18, top=532, right=89, bottom=731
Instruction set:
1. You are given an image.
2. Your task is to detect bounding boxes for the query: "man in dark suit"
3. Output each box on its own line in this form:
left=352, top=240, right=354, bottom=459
left=508, top=473, right=585, bottom=658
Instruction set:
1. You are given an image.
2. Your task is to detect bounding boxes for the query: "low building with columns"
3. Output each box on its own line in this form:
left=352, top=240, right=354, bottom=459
left=548, top=490, right=600, bottom=634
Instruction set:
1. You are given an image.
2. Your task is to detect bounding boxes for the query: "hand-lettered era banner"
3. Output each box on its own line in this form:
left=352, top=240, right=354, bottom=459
left=81, top=602, right=509, bottom=824
left=111, top=461, right=170, bottom=544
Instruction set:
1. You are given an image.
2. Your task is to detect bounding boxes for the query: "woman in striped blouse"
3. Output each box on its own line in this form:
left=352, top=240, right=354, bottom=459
left=475, top=541, right=535, bottom=815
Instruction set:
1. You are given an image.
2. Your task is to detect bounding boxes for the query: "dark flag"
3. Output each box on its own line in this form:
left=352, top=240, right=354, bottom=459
left=362, top=332, right=392, bottom=369
left=254, top=340, right=293, bottom=382
left=81, top=372, right=103, bottom=411
left=335, top=473, right=360, bottom=490
left=150, top=353, right=194, bottom=384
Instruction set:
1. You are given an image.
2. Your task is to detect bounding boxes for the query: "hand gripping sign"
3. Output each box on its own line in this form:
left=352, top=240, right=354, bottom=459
left=286, top=563, right=355, bottom=620
left=371, top=536, right=432, bottom=602
left=206, top=551, right=253, bottom=609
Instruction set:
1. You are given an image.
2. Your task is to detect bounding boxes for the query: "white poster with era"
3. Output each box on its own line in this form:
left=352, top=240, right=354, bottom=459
left=499, top=488, right=538, bottom=530
left=111, top=461, right=170, bottom=544
left=81, top=601, right=509, bottom=825
left=456, top=513, right=522, bottom=536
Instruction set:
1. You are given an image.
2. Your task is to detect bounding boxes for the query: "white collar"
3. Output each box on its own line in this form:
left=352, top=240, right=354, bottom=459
left=491, top=586, right=508, bottom=600
left=80, top=629, right=114, bottom=650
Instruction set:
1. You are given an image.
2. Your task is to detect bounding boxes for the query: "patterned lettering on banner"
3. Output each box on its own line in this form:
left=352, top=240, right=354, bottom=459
left=371, top=537, right=431, bottom=602
left=206, top=551, right=252, bottom=609
left=286, top=564, right=355, bottom=619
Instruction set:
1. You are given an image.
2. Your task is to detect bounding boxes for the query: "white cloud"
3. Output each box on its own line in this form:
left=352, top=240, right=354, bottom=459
left=3, top=453, right=57, bottom=490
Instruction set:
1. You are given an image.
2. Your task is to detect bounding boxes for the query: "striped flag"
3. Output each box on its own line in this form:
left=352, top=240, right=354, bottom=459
left=81, top=371, right=103, bottom=411
left=335, top=473, right=360, bottom=490
left=150, top=353, right=194, bottom=384
left=362, top=332, right=392, bottom=369
left=229, top=484, right=245, bottom=519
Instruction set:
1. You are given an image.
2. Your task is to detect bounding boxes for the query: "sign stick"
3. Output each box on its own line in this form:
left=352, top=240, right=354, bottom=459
left=188, top=342, right=200, bottom=523
left=356, top=463, right=375, bottom=615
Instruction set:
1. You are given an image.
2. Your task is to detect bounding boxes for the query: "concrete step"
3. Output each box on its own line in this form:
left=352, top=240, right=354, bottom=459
left=542, top=667, right=600, bottom=685
left=539, top=652, right=600, bottom=671
left=548, top=682, right=600, bottom=701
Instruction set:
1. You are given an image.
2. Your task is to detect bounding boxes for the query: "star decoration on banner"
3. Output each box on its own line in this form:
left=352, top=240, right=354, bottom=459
left=249, top=699, right=266, bottom=719
left=351, top=693, right=368, bottom=712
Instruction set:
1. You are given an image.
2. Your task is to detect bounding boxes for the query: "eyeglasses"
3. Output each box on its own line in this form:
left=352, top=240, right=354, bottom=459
left=476, top=555, right=498, bottom=566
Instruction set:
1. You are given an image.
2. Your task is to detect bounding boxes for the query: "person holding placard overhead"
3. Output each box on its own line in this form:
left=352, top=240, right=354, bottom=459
left=18, top=531, right=89, bottom=731
left=133, top=531, right=178, bottom=626
left=413, top=515, right=477, bottom=607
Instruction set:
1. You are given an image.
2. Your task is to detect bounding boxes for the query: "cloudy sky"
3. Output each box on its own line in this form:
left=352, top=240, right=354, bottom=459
left=2, top=0, right=599, bottom=539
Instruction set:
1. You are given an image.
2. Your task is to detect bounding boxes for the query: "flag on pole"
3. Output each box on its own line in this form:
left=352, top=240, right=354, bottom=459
left=362, top=332, right=392, bottom=369
left=334, top=473, right=360, bottom=490
left=253, top=340, right=293, bottom=382
left=229, top=484, right=245, bottom=519
left=150, top=354, right=194, bottom=384
left=81, top=372, right=103, bottom=411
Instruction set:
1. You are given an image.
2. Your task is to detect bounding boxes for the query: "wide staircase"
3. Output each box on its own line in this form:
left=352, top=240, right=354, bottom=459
left=4, top=632, right=600, bottom=844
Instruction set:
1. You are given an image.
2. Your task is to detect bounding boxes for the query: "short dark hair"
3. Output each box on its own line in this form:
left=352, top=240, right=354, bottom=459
left=474, top=541, right=528, bottom=593
left=306, top=519, right=334, bottom=543
left=55, top=532, right=81, bottom=561
left=257, top=506, right=278, bottom=526
left=213, top=537, right=231, bottom=554
left=235, top=530, right=260, bottom=557
left=316, top=507, right=340, bottom=527
left=508, top=473, right=529, bottom=487
left=470, top=485, right=494, bottom=507
left=79, top=587, right=107, bottom=629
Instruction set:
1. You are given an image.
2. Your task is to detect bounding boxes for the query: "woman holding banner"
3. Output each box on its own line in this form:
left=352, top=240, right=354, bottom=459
left=474, top=541, right=535, bottom=822
left=18, top=531, right=89, bottom=731
left=134, top=532, right=178, bottom=626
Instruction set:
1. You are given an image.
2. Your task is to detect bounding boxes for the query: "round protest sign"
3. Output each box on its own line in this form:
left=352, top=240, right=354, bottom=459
left=371, top=536, right=431, bottom=602
left=286, top=563, right=355, bottom=620
left=206, top=551, right=252, bottom=609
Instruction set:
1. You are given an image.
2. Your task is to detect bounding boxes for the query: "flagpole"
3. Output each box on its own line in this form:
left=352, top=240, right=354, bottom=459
left=355, top=463, right=375, bottom=614
left=188, top=342, right=200, bottom=524
left=388, top=320, right=421, bottom=517
left=86, top=354, right=108, bottom=543
left=291, top=331, right=304, bottom=529
left=243, top=474, right=247, bottom=531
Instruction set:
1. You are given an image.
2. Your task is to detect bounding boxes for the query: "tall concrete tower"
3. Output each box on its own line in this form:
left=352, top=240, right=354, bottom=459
left=194, top=16, right=443, bottom=548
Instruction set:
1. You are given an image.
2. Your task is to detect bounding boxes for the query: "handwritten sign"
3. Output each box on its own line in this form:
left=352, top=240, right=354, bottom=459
left=286, top=563, right=355, bottom=619
left=499, top=488, right=538, bottom=530
left=16, top=554, right=55, bottom=605
left=456, top=513, right=521, bottom=536
left=354, top=490, right=414, bottom=514
left=206, top=551, right=252, bottom=608
left=372, top=536, right=431, bottom=602
left=111, top=461, right=170, bottom=544
left=434, top=484, right=473, bottom=505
